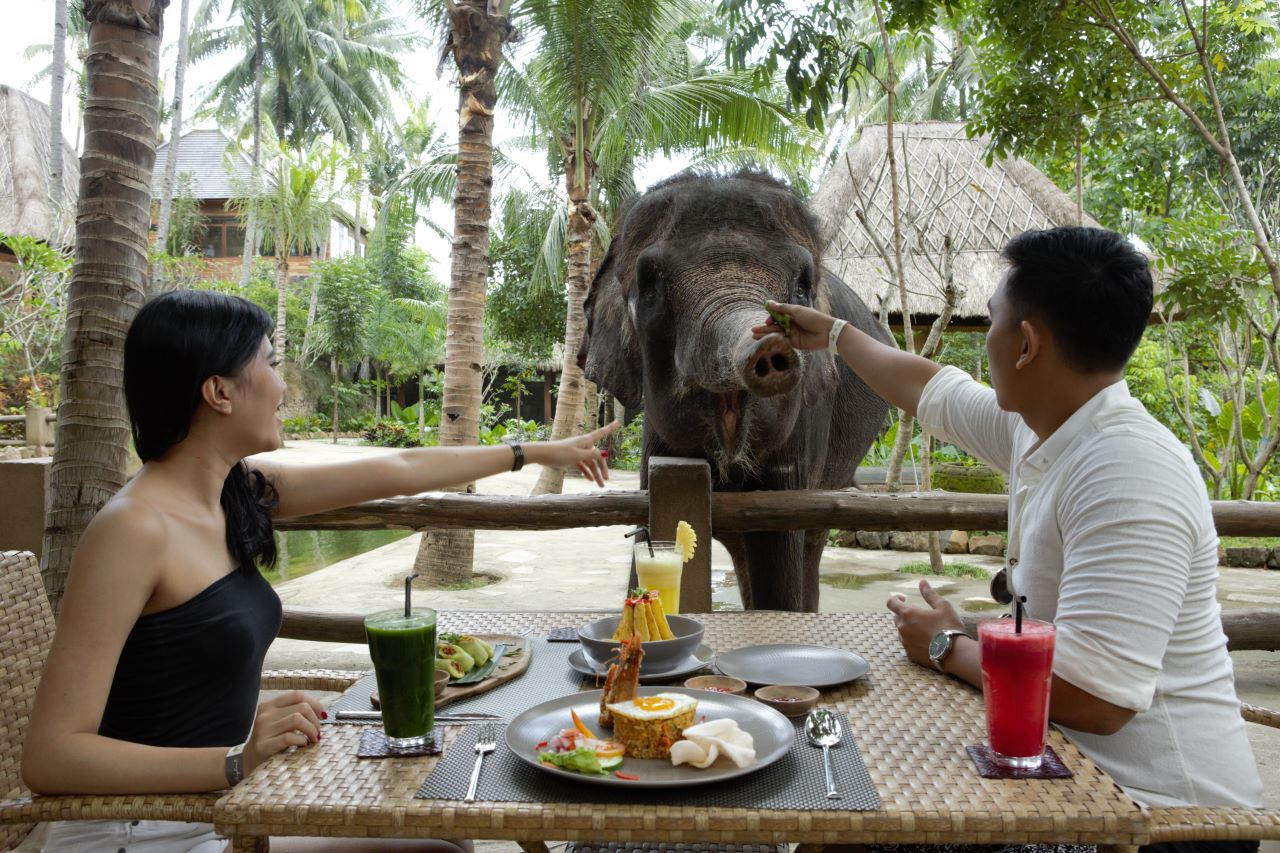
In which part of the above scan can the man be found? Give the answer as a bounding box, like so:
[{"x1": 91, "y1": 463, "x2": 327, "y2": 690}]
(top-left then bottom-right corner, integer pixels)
[{"x1": 756, "y1": 227, "x2": 1261, "y2": 839}]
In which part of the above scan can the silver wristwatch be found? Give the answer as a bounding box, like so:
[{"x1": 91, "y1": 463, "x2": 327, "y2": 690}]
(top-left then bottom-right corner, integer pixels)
[
  {"x1": 928, "y1": 629, "x2": 967, "y2": 673},
  {"x1": 224, "y1": 742, "x2": 246, "y2": 787}
]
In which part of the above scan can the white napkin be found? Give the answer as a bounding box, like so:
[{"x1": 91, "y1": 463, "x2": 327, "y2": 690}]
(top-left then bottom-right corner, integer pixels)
[{"x1": 669, "y1": 718, "x2": 756, "y2": 769}]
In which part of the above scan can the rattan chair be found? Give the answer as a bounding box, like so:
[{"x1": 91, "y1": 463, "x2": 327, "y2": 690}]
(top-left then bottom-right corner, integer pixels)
[{"x1": 0, "y1": 549, "x2": 366, "y2": 851}]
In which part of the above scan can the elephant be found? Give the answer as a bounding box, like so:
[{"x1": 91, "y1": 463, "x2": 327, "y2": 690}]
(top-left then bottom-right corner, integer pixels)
[{"x1": 577, "y1": 170, "x2": 892, "y2": 611}]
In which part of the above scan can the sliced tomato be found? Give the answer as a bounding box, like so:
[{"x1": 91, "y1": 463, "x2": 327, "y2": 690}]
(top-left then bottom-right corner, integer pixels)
[
  {"x1": 593, "y1": 740, "x2": 626, "y2": 758},
  {"x1": 535, "y1": 741, "x2": 548, "y2": 750},
  {"x1": 614, "y1": 771, "x2": 640, "y2": 781},
  {"x1": 570, "y1": 708, "x2": 597, "y2": 739}
]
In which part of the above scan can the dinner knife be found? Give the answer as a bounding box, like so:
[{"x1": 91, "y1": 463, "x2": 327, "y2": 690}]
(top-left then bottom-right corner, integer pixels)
[{"x1": 334, "y1": 710, "x2": 501, "y2": 722}]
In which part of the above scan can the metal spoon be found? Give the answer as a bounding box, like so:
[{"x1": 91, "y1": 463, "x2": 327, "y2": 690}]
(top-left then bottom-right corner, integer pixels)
[{"x1": 805, "y1": 708, "x2": 843, "y2": 800}]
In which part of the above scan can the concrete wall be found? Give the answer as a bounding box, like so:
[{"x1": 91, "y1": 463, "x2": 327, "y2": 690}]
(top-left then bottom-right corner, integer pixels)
[{"x1": 0, "y1": 457, "x2": 48, "y2": 556}]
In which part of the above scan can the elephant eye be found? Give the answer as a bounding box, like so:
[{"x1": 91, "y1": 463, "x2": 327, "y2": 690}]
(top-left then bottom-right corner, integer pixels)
[{"x1": 793, "y1": 263, "x2": 814, "y2": 305}]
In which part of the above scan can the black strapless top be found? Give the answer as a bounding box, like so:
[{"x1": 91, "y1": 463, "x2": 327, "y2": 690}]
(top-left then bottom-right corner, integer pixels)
[{"x1": 98, "y1": 568, "x2": 282, "y2": 748}]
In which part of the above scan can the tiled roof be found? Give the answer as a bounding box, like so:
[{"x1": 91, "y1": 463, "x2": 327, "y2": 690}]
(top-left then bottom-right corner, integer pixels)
[
  {"x1": 0, "y1": 85, "x2": 78, "y2": 247},
  {"x1": 152, "y1": 128, "x2": 256, "y2": 200}
]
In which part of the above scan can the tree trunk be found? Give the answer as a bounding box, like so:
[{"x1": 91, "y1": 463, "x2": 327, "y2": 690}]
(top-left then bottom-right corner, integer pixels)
[
  {"x1": 532, "y1": 158, "x2": 596, "y2": 496},
  {"x1": 151, "y1": 0, "x2": 189, "y2": 294},
  {"x1": 300, "y1": 239, "x2": 324, "y2": 362},
  {"x1": 41, "y1": 0, "x2": 166, "y2": 613},
  {"x1": 238, "y1": 14, "x2": 263, "y2": 289},
  {"x1": 418, "y1": 371, "x2": 426, "y2": 439},
  {"x1": 274, "y1": 245, "x2": 289, "y2": 358},
  {"x1": 48, "y1": 0, "x2": 68, "y2": 209},
  {"x1": 923, "y1": 432, "x2": 943, "y2": 574},
  {"x1": 413, "y1": 0, "x2": 512, "y2": 588},
  {"x1": 331, "y1": 358, "x2": 339, "y2": 443},
  {"x1": 351, "y1": 132, "x2": 363, "y2": 256}
]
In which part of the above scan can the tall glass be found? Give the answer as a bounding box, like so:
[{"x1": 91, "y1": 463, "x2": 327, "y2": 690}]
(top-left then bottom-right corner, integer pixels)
[
  {"x1": 978, "y1": 618, "x2": 1055, "y2": 769},
  {"x1": 364, "y1": 608, "x2": 437, "y2": 750},
  {"x1": 634, "y1": 541, "x2": 683, "y2": 615}
]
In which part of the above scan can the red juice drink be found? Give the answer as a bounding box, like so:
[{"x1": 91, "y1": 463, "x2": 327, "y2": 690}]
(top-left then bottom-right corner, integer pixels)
[{"x1": 978, "y1": 618, "x2": 1055, "y2": 769}]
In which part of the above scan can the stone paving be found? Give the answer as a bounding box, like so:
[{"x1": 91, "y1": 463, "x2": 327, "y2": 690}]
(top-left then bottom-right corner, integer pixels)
[{"x1": 259, "y1": 441, "x2": 1279, "y2": 848}]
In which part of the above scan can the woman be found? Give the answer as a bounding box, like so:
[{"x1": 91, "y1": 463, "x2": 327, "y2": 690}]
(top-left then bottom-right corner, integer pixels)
[{"x1": 21, "y1": 290, "x2": 617, "y2": 852}]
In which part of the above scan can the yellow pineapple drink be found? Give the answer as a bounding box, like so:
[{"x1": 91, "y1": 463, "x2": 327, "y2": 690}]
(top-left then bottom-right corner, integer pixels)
[{"x1": 634, "y1": 542, "x2": 683, "y2": 615}]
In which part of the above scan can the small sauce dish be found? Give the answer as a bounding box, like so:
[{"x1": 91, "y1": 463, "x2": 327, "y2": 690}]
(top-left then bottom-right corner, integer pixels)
[
  {"x1": 753, "y1": 684, "x2": 820, "y2": 717},
  {"x1": 435, "y1": 669, "x2": 451, "y2": 694},
  {"x1": 683, "y1": 674, "x2": 748, "y2": 695}
]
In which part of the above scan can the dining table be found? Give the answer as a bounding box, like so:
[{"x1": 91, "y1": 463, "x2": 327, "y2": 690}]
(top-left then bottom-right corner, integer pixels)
[{"x1": 215, "y1": 609, "x2": 1150, "y2": 853}]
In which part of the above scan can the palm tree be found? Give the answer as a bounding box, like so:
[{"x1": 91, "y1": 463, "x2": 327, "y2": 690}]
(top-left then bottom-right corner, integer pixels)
[
  {"x1": 152, "y1": 0, "x2": 193, "y2": 294},
  {"x1": 407, "y1": 0, "x2": 517, "y2": 587},
  {"x1": 508, "y1": 0, "x2": 813, "y2": 496},
  {"x1": 230, "y1": 142, "x2": 341, "y2": 360},
  {"x1": 41, "y1": 1, "x2": 166, "y2": 612},
  {"x1": 48, "y1": 0, "x2": 67, "y2": 208}
]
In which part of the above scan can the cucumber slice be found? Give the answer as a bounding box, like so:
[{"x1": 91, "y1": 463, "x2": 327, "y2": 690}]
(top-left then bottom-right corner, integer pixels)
[{"x1": 598, "y1": 755, "x2": 624, "y2": 771}]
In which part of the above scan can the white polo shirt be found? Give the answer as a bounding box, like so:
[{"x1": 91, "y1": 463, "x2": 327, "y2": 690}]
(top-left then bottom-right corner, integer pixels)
[{"x1": 918, "y1": 366, "x2": 1263, "y2": 808}]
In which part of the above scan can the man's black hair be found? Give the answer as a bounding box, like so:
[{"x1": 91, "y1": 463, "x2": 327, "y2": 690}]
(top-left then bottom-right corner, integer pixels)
[{"x1": 1000, "y1": 227, "x2": 1153, "y2": 373}]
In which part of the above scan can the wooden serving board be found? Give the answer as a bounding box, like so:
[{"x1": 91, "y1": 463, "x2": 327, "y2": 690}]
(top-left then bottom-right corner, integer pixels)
[{"x1": 370, "y1": 633, "x2": 532, "y2": 711}]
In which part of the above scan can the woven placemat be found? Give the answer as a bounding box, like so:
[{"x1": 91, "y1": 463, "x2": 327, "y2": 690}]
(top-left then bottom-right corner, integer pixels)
[
  {"x1": 357, "y1": 727, "x2": 445, "y2": 758},
  {"x1": 416, "y1": 713, "x2": 879, "y2": 810},
  {"x1": 328, "y1": 639, "x2": 580, "y2": 724}
]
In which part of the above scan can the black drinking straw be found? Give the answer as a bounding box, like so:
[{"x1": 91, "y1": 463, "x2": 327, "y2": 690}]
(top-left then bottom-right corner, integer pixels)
[
  {"x1": 1015, "y1": 595, "x2": 1027, "y2": 634},
  {"x1": 404, "y1": 573, "x2": 419, "y2": 618},
  {"x1": 625, "y1": 525, "x2": 655, "y2": 557}
]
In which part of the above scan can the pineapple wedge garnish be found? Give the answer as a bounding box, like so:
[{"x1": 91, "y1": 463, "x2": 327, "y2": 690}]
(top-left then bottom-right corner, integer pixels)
[{"x1": 675, "y1": 520, "x2": 697, "y2": 563}]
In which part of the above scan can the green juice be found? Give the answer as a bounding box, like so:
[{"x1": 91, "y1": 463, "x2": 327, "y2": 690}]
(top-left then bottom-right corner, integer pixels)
[{"x1": 364, "y1": 608, "x2": 437, "y2": 746}]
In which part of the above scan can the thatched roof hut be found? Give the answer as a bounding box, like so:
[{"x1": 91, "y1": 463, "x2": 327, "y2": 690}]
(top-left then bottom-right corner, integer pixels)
[
  {"x1": 810, "y1": 121, "x2": 1100, "y2": 330},
  {"x1": 0, "y1": 85, "x2": 78, "y2": 249}
]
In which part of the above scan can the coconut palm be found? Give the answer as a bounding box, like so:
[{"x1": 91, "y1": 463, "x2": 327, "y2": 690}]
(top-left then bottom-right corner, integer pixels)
[
  {"x1": 41, "y1": 1, "x2": 165, "y2": 612},
  {"x1": 506, "y1": 0, "x2": 814, "y2": 496},
  {"x1": 152, "y1": 0, "x2": 193, "y2": 295},
  {"x1": 230, "y1": 142, "x2": 342, "y2": 360},
  {"x1": 48, "y1": 0, "x2": 68, "y2": 208}
]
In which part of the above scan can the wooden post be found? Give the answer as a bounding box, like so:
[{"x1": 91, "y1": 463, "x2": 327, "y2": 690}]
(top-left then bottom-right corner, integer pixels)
[
  {"x1": 647, "y1": 456, "x2": 712, "y2": 613},
  {"x1": 24, "y1": 407, "x2": 53, "y2": 448}
]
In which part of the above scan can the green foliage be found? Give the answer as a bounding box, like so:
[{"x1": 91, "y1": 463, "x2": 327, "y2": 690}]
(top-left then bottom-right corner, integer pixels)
[
  {"x1": 488, "y1": 190, "x2": 568, "y2": 361},
  {"x1": 610, "y1": 413, "x2": 646, "y2": 471},
  {"x1": 0, "y1": 232, "x2": 71, "y2": 400},
  {"x1": 282, "y1": 413, "x2": 328, "y2": 434},
  {"x1": 363, "y1": 421, "x2": 421, "y2": 448},
  {"x1": 898, "y1": 560, "x2": 989, "y2": 579},
  {"x1": 368, "y1": 194, "x2": 432, "y2": 301},
  {"x1": 161, "y1": 172, "x2": 206, "y2": 256},
  {"x1": 314, "y1": 256, "x2": 376, "y2": 363}
]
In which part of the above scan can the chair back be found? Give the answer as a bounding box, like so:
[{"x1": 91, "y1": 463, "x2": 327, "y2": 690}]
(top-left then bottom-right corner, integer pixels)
[{"x1": 0, "y1": 550, "x2": 53, "y2": 848}]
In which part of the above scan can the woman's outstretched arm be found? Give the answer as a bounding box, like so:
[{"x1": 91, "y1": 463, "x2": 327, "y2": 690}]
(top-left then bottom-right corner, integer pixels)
[{"x1": 252, "y1": 421, "x2": 620, "y2": 520}]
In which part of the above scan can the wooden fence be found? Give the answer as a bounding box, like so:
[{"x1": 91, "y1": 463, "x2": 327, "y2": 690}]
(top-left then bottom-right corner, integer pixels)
[
  {"x1": 0, "y1": 408, "x2": 55, "y2": 447},
  {"x1": 275, "y1": 456, "x2": 1280, "y2": 650}
]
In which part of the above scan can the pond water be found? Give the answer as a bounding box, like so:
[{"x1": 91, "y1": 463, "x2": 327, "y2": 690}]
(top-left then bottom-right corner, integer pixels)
[{"x1": 259, "y1": 529, "x2": 413, "y2": 585}]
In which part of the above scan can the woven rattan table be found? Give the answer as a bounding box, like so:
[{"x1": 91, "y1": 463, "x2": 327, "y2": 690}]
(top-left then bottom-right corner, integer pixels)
[{"x1": 215, "y1": 610, "x2": 1149, "y2": 852}]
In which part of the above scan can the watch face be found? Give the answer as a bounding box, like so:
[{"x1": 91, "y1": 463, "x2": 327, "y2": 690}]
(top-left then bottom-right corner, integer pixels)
[{"x1": 928, "y1": 631, "x2": 951, "y2": 661}]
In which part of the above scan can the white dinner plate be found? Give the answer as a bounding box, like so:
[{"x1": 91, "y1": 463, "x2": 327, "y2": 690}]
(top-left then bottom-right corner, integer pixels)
[
  {"x1": 715, "y1": 643, "x2": 870, "y2": 687},
  {"x1": 568, "y1": 644, "x2": 715, "y2": 683},
  {"x1": 504, "y1": 686, "x2": 793, "y2": 788}
]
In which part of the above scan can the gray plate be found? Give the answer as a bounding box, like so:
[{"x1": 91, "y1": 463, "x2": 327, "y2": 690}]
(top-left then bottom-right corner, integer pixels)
[
  {"x1": 505, "y1": 686, "x2": 793, "y2": 788},
  {"x1": 715, "y1": 644, "x2": 870, "y2": 687},
  {"x1": 568, "y1": 644, "x2": 715, "y2": 683}
]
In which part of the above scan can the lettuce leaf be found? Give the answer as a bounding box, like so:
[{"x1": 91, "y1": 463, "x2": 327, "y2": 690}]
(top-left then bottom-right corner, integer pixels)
[{"x1": 538, "y1": 746, "x2": 606, "y2": 775}]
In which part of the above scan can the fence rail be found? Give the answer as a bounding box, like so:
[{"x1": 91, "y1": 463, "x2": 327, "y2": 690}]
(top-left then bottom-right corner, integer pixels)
[
  {"x1": 0, "y1": 409, "x2": 55, "y2": 447},
  {"x1": 275, "y1": 488, "x2": 1280, "y2": 537}
]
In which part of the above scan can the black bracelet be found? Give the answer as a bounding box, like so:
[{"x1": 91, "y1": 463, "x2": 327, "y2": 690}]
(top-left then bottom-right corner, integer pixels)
[{"x1": 510, "y1": 442, "x2": 524, "y2": 472}]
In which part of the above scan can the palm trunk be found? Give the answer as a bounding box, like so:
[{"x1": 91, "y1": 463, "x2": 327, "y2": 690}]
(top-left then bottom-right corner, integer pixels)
[
  {"x1": 351, "y1": 133, "x2": 363, "y2": 257},
  {"x1": 418, "y1": 371, "x2": 426, "y2": 440},
  {"x1": 300, "y1": 238, "x2": 325, "y2": 361},
  {"x1": 331, "y1": 358, "x2": 339, "y2": 443},
  {"x1": 274, "y1": 244, "x2": 289, "y2": 358},
  {"x1": 413, "y1": 0, "x2": 512, "y2": 587},
  {"x1": 151, "y1": 0, "x2": 190, "y2": 294},
  {"x1": 532, "y1": 158, "x2": 595, "y2": 496},
  {"x1": 41, "y1": 0, "x2": 165, "y2": 613},
  {"x1": 238, "y1": 14, "x2": 264, "y2": 289},
  {"x1": 48, "y1": 0, "x2": 68, "y2": 209}
]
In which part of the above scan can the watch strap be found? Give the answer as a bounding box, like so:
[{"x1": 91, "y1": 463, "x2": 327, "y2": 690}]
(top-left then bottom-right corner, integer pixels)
[
  {"x1": 224, "y1": 742, "x2": 246, "y2": 787},
  {"x1": 827, "y1": 318, "x2": 849, "y2": 355},
  {"x1": 510, "y1": 442, "x2": 524, "y2": 472}
]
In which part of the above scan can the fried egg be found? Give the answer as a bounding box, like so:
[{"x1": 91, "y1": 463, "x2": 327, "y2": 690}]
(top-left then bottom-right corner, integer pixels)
[{"x1": 606, "y1": 692, "x2": 698, "y2": 721}]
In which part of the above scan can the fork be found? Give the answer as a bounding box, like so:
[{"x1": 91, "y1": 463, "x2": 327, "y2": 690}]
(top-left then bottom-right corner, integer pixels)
[{"x1": 464, "y1": 723, "x2": 496, "y2": 803}]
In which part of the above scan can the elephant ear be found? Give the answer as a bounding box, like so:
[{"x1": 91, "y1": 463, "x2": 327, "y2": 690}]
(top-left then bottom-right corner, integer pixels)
[{"x1": 578, "y1": 237, "x2": 643, "y2": 408}]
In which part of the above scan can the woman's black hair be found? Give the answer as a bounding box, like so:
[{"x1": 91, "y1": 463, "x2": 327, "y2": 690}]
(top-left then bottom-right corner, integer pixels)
[{"x1": 124, "y1": 290, "x2": 278, "y2": 571}]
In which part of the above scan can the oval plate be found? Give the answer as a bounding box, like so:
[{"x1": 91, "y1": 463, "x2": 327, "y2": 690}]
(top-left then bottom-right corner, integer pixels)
[
  {"x1": 715, "y1": 644, "x2": 869, "y2": 687},
  {"x1": 505, "y1": 686, "x2": 793, "y2": 788}
]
